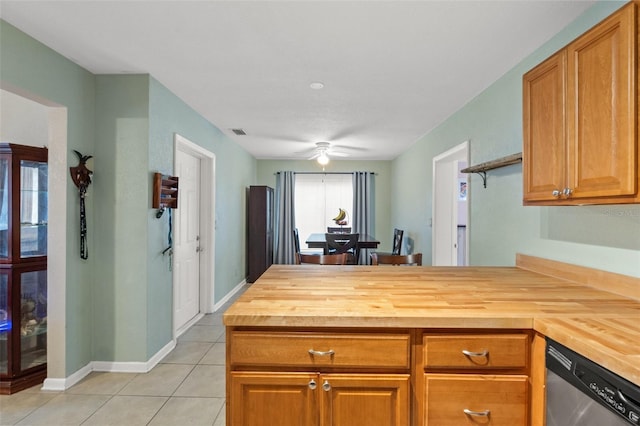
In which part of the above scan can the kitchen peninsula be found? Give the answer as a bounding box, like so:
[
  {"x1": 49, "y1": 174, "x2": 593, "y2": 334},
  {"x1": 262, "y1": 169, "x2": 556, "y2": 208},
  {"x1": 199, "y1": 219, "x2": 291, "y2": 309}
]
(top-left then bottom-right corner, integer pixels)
[{"x1": 224, "y1": 254, "x2": 640, "y2": 426}]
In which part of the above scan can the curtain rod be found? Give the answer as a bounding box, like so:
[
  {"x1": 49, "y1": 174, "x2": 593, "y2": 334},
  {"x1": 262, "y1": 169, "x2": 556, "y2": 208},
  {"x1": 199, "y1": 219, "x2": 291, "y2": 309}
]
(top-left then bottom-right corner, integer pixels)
[{"x1": 275, "y1": 171, "x2": 376, "y2": 175}]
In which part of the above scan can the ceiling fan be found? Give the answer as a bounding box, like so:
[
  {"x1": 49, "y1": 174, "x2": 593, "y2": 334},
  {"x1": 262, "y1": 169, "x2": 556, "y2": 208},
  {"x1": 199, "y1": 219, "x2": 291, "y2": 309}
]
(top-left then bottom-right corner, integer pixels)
[{"x1": 306, "y1": 142, "x2": 349, "y2": 165}]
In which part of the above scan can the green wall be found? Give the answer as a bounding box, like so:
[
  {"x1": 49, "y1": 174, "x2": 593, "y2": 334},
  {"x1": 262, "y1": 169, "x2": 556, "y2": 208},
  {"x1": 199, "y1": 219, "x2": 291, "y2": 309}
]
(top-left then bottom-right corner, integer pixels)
[
  {"x1": 148, "y1": 77, "x2": 256, "y2": 353},
  {"x1": 94, "y1": 75, "x2": 150, "y2": 362},
  {"x1": 256, "y1": 160, "x2": 394, "y2": 252},
  {"x1": 1, "y1": 20, "x2": 257, "y2": 376},
  {"x1": 393, "y1": 0, "x2": 640, "y2": 278},
  {"x1": 92, "y1": 74, "x2": 257, "y2": 362},
  {"x1": 1, "y1": 20, "x2": 96, "y2": 376}
]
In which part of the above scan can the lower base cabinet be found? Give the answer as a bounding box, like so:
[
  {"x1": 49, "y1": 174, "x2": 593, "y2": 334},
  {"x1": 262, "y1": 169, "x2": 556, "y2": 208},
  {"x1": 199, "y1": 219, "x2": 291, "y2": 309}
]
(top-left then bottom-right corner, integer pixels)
[
  {"x1": 424, "y1": 374, "x2": 528, "y2": 426},
  {"x1": 227, "y1": 329, "x2": 534, "y2": 425},
  {"x1": 230, "y1": 372, "x2": 409, "y2": 426}
]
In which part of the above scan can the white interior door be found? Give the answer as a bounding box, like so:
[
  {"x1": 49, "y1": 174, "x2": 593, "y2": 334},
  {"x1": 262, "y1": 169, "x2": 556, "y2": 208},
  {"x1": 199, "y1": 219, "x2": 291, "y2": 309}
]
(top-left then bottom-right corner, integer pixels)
[
  {"x1": 174, "y1": 148, "x2": 201, "y2": 333},
  {"x1": 433, "y1": 160, "x2": 457, "y2": 265},
  {"x1": 432, "y1": 141, "x2": 469, "y2": 266}
]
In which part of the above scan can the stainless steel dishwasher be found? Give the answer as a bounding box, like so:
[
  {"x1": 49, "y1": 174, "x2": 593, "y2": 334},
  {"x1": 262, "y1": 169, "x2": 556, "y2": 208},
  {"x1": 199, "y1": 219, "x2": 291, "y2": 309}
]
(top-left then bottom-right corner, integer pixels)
[{"x1": 546, "y1": 338, "x2": 640, "y2": 425}]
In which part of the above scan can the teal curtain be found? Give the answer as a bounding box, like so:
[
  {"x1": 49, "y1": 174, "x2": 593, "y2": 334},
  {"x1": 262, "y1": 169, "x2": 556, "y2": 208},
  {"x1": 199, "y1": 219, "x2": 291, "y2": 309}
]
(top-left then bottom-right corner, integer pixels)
[
  {"x1": 274, "y1": 171, "x2": 296, "y2": 264},
  {"x1": 352, "y1": 172, "x2": 374, "y2": 264}
]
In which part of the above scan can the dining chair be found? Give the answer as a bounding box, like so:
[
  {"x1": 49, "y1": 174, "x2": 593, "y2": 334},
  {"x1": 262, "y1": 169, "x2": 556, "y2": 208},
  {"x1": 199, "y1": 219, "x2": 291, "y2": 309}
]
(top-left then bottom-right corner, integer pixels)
[
  {"x1": 371, "y1": 253, "x2": 422, "y2": 266},
  {"x1": 327, "y1": 226, "x2": 352, "y2": 234},
  {"x1": 391, "y1": 228, "x2": 404, "y2": 255},
  {"x1": 372, "y1": 228, "x2": 404, "y2": 258},
  {"x1": 293, "y1": 228, "x2": 323, "y2": 256},
  {"x1": 297, "y1": 253, "x2": 348, "y2": 265},
  {"x1": 324, "y1": 233, "x2": 360, "y2": 264}
]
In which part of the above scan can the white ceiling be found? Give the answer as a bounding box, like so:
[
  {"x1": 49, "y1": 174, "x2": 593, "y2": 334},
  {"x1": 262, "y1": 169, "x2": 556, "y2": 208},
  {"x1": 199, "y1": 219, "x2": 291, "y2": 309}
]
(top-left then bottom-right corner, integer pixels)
[{"x1": 0, "y1": 0, "x2": 595, "y2": 161}]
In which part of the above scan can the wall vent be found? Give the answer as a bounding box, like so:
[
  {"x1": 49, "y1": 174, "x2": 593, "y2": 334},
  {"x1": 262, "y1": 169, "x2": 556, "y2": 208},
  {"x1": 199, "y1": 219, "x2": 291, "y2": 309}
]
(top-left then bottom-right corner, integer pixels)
[{"x1": 231, "y1": 128, "x2": 246, "y2": 135}]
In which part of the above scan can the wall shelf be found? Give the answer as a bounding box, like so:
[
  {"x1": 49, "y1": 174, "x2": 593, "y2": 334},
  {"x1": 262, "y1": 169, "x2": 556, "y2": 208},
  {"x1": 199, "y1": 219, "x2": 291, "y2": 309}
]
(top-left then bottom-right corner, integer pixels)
[
  {"x1": 461, "y1": 152, "x2": 522, "y2": 188},
  {"x1": 152, "y1": 173, "x2": 179, "y2": 209}
]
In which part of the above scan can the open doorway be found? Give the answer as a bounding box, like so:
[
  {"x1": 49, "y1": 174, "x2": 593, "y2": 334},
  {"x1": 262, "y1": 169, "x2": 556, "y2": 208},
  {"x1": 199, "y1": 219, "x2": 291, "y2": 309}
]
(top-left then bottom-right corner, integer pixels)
[
  {"x1": 1, "y1": 87, "x2": 68, "y2": 386},
  {"x1": 172, "y1": 134, "x2": 216, "y2": 338},
  {"x1": 432, "y1": 141, "x2": 469, "y2": 266}
]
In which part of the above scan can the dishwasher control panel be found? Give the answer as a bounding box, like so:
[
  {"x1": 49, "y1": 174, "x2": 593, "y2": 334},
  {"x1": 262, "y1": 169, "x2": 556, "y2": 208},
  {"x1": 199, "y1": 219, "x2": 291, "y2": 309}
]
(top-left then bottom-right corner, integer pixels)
[{"x1": 547, "y1": 339, "x2": 640, "y2": 425}]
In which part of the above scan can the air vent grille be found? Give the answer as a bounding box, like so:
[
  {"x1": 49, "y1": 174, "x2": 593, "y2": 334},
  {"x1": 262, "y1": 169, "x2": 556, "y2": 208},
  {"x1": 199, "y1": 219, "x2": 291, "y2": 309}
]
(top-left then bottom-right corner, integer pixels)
[{"x1": 231, "y1": 128, "x2": 246, "y2": 135}]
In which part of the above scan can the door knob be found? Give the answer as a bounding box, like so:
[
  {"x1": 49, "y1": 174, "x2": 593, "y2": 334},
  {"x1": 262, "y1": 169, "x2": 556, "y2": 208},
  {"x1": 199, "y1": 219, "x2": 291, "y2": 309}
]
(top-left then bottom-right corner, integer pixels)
[{"x1": 322, "y1": 380, "x2": 331, "y2": 391}]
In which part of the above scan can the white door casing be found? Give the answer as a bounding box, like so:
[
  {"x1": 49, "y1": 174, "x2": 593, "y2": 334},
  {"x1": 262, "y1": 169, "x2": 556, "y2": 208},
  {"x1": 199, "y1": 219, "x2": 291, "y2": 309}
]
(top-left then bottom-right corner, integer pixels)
[
  {"x1": 173, "y1": 134, "x2": 216, "y2": 338},
  {"x1": 432, "y1": 141, "x2": 469, "y2": 266}
]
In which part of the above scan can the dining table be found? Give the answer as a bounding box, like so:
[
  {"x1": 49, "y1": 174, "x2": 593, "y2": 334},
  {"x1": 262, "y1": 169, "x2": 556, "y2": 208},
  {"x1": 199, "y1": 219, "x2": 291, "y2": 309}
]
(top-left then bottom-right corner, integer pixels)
[{"x1": 305, "y1": 232, "x2": 380, "y2": 250}]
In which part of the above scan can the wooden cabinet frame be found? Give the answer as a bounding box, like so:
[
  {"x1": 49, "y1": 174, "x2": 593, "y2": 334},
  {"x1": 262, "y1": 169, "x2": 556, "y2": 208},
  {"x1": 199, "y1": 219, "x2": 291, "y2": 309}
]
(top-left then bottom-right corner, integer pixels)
[
  {"x1": 247, "y1": 186, "x2": 274, "y2": 283},
  {"x1": 0, "y1": 143, "x2": 48, "y2": 394}
]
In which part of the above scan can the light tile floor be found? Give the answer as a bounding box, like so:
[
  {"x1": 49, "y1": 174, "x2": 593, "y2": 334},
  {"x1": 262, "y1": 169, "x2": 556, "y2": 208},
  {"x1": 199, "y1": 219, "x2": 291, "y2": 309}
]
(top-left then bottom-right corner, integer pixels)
[{"x1": 0, "y1": 289, "x2": 246, "y2": 426}]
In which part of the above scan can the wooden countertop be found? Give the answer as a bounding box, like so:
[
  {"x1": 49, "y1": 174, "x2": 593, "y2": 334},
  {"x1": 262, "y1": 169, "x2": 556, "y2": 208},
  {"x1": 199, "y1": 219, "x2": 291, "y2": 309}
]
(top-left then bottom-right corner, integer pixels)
[{"x1": 223, "y1": 262, "x2": 640, "y2": 385}]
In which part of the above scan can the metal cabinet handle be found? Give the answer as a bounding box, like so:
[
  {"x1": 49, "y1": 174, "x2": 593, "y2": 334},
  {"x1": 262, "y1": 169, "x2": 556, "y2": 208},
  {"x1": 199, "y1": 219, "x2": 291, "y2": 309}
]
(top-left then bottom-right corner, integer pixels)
[
  {"x1": 563, "y1": 187, "x2": 573, "y2": 197},
  {"x1": 552, "y1": 189, "x2": 561, "y2": 197},
  {"x1": 322, "y1": 380, "x2": 331, "y2": 392},
  {"x1": 463, "y1": 409, "x2": 491, "y2": 417},
  {"x1": 308, "y1": 379, "x2": 317, "y2": 390},
  {"x1": 461, "y1": 349, "x2": 489, "y2": 357},
  {"x1": 308, "y1": 349, "x2": 335, "y2": 356}
]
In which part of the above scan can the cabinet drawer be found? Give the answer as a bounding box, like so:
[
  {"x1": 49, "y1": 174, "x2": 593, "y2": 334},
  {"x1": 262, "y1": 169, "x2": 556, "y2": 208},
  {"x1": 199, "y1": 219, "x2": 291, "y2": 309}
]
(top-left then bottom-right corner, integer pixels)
[
  {"x1": 230, "y1": 331, "x2": 410, "y2": 369},
  {"x1": 424, "y1": 374, "x2": 528, "y2": 426},
  {"x1": 423, "y1": 334, "x2": 528, "y2": 369}
]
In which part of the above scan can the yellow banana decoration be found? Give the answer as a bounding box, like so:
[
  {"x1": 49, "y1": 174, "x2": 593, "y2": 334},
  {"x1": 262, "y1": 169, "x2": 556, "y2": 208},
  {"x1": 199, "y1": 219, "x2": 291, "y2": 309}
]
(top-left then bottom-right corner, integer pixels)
[{"x1": 333, "y1": 208, "x2": 348, "y2": 225}]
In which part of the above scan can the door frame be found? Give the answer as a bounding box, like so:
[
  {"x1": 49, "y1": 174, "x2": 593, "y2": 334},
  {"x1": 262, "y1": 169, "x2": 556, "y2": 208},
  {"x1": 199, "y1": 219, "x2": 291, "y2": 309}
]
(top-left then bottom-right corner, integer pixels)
[
  {"x1": 432, "y1": 141, "x2": 469, "y2": 266},
  {"x1": 173, "y1": 133, "x2": 215, "y2": 337}
]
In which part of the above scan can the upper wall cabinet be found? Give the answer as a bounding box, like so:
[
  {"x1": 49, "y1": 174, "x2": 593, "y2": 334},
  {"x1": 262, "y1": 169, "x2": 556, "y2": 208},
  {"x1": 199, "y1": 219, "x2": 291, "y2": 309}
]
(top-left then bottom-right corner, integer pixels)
[{"x1": 523, "y1": 1, "x2": 638, "y2": 205}]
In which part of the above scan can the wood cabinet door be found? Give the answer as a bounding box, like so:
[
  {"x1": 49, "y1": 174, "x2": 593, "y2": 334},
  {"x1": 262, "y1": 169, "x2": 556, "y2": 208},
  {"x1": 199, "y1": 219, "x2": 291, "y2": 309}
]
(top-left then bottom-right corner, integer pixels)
[
  {"x1": 424, "y1": 374, "x2": 528, "y2": 426},
  {"x1": 320, "y1": 374, "x2": 410, "y2": 426},
  {"x1": 523, "y1": 50, "x2": 567, "y2": 202},
  {"x1": 230, "y1": 372, "x2": 318, "y2": 426},
  {"x1": 566, "y1": 3, "x2": 637, "y2": 199}
]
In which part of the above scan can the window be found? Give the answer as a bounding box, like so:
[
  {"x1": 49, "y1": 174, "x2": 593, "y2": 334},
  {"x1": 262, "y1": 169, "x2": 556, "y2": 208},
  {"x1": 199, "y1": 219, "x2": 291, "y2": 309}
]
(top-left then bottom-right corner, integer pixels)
[{"x1": 294, "y1": 174, "x2": 352, "y2": 243}]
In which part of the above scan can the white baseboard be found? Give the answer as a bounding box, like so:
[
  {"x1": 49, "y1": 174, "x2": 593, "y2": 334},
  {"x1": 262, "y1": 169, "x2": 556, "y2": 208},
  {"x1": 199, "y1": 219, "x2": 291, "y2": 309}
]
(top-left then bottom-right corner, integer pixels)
[
  {"x1": 41, "y1": 339, "x2": 176, "y2": 391},
  {"x1": 213, "y1": 279, "x2": 248, "y2": 312},
  {"x1": 40, "y1": 279, "x2": 247, "y2": 392},
  {"x1": 93, "y1": 339, "x2": 176, "y2": 373},
  {"x1": 42, "y1": 362, "x2": 92, "y2": 391},
  {"x1": 176, "y1": 313, "x2": 204, "y2": 339}
]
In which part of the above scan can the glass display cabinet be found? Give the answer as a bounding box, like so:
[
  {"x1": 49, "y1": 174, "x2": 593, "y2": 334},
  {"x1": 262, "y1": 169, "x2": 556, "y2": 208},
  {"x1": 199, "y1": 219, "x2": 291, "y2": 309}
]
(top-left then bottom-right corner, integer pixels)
[{"x1": 0, "y1": 143, "x2": 48, "y2": 394}]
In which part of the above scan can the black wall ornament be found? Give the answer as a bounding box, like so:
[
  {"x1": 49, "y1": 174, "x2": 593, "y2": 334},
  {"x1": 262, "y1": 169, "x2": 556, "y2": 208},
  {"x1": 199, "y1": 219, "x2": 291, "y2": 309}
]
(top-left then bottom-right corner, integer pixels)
[{"x1": 70, "y1": 150, "x2": 93, "y2": 259}]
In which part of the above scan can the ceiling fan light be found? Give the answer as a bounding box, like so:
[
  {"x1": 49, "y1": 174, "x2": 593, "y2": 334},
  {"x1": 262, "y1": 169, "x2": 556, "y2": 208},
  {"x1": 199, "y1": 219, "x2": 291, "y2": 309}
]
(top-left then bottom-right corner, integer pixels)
[{"x1": 317, "y1": 152, "x2": 330, "y2": 165}]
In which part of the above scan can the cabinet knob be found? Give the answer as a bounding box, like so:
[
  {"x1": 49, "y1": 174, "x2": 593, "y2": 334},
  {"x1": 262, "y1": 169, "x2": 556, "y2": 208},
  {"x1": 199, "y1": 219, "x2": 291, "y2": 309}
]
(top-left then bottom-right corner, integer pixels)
[
  {"x1": 322, "y1": 380, "x2": 331, "y2": 392},
  {"x1": 308, "y1": 379, "x2": 317, "y2": 390},
  {"x1": 563, "y1": 187, "x2": 573, "y2": 197},
  {"x1": 552, "y1": 189, "x2": 561, "y2": 197},
  {"x1": 463, "y1": 409, "x2": 491, "y2": 417}
]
